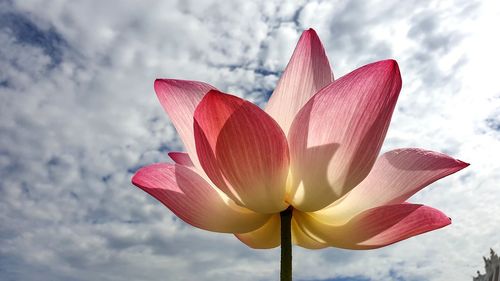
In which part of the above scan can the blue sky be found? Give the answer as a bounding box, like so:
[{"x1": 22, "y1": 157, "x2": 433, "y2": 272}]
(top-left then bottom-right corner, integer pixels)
[{"x1": 0, "y1": 0, "x2": 499, "y2": 280}]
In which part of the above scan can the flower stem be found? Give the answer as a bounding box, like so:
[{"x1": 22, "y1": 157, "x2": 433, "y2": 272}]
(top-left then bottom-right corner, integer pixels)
[{"x1": 280, "y1": 206, "x2": 293, "y2": 281}]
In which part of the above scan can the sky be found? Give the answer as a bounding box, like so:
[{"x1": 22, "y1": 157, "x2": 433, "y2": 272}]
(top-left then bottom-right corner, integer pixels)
[{"x1": 0, "y1": 0, "x2": 499, "y2": 280}]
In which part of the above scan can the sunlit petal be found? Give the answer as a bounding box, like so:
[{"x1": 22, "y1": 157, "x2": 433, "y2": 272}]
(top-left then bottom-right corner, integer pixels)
[
  {"x1": 132, "y1": 163, "x2": 270, "y2": 233},
  {"x1": 295, "y1": 204, "x2": 451, "y2": 250},
  {"x1": 315, "y1": 148, "x2": 469, "y2": 222},
  {"x1": 265, "y1": 28, "x2": 334, "y2": 135},
  {"x1": 235, "y1": 215, "x2": 281, "y2": 249},
  {"x1": 291, "y1": 215, "x2": 328, "y2": 249},
  {"x1": 194, "y1": 90, "x2": 289, "y2": 213},
  {"x1": 289, "y1": 60, "x2": 402, "y2": 211},
  {"x1": 154, "y1": 79, "x2": 216, "y2": 171}
]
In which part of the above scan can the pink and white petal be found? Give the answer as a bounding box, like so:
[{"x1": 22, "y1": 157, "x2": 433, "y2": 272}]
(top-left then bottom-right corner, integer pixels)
[
  {"x1": 132, "y1": 163, "x2": 270, "y2": 233},
  {"x1": 295, "y1": 204, "x2": 451, "y2": 250},
  {"x1": 154, "y1": 79, "x2": 216, "y2": 170},
  {"x1": 265, "y1": 28, "x2": 334, "y2": 135},
  {"x1": 168, "y1": 152, "x2": 194, "y2": 167},
  {"x1": 194, "y1": 90, "x2": 289, "y2": 213},
  {"x1": 315, "y1": 148, "x2": 469, "y2": 223},
  {"x1": 291, "y1": 214, "x2": 328, "y2": 249},
  {"x1": 289, "y1": 60, "x2": 402, "y2": 212},
  {"x1": 235, "y1": 215, "x2": 281, "y2": 249}
]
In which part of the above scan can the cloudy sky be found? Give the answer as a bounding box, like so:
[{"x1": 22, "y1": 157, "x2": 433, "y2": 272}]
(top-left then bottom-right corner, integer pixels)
[{"x1": 1, "y1": 0, "x2": 499, "y2": 280}]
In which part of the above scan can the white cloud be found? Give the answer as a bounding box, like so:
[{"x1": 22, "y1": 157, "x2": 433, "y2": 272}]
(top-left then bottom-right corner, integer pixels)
[{"x1": 0, "y1": 0, "x2": 498, "y2": 280}]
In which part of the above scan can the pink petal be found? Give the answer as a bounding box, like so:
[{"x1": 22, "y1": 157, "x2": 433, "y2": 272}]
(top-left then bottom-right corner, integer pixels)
[
  {"x1": 132, "y1": 163, "x2": 270, "y2": 233},
  {"x1": 265, "y1": 28, "x2": 334, "y2": 135},
  {"x1": 288, "y1": 60, "x2": 402, "y2": 211},
  {"x1": 295, "y1": 204, "x2": 451, "y2": 250},
  {"x1": 168, "y1": 152, "x2": 194, "y2": 167},
  {"x1": 315, "y1": 148, "x2": 469, "y2": 222},
  {"x1": 235, "y1": 215, "x2": 281, "y2": 249},
  {"x1": 154, "y1": 79, "x2": 216, "y2": 171},
  {"x1": 194, "y1": 90, "x2": 289, "y2": 213}
]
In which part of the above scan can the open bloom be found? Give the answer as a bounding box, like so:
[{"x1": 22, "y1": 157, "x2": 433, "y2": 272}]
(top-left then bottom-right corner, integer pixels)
[{"x1": 132, "y1": 29, "x2": 468, "y2": 249}]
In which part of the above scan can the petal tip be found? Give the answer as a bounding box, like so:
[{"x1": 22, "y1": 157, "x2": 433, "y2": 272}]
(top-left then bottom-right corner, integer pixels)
[
  {"x1": 385, "y1": 58, "x2": 398, "y2": 66},
  {"x1": 131, "y1": 163, "x2": 168, "y2": 188},
  {"x1": 361, "y1": 59, "x2": 401, "y2": 86},
  {"x1": 168, "y1": 152, "x2": 194, "y2": 167},
  {"x1": 377, "y1": 59, "x2": 400, "y2": 73},
  {"x1": 131, "y1": 168, "x2": 144, "y2": 187},
  {"x1": 456, "y1": 159, "x2": 470, "y2": 168},
  {"x1": 448, "y1": 157, "x2": 470, "y2": 173},
  {"x1": 443, "y1": 217, "x2": 452, "y2": 228},
  {"x1": 385, "y1": 59, "x2": 402, "y2": 88},
  {"x1": 432, "y1": 208, "x2": 452, "y2": 227},
  {"x1": 153, "y1": 78, "x2": 167, "y2": 88},
  {"x1": 382, "y1": 60, "x2": 401, "y2": 82},
  {"x1": 130, "y1": 165, "x2": 149, "y2": 186},
  {"x1": 153, "y1": 79, "x2": 162, "y2": 91},
  {"x1": 299, "y1": 28, "x2": 321, "y2": 44},
  {"x1": 374, "y1": 59, "x2": 398, "y2": 69},
  {"x1": 305, "y1": 28, "x2": 318, "y2": 35},
  {"x1": 153, "y1": 78, "x2": 174, "y2": 94},
  {"x1": 195, "y1": 89, "x2": 232, "y2": 115},
  {"x1": 205, "y1": 89, "x2": 225, "y2": 98},
  {"x1": 154, "y1": 78, "x2": 199, "y2": 93},
  {"x1": 131, "y1": 174, "x2": 138, "y2": 186}
]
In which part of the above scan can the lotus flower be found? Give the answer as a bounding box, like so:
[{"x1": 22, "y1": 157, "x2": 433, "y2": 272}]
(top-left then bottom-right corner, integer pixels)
[{"x1": 132, "y1": 29, "x2": 468, "y2": 250}]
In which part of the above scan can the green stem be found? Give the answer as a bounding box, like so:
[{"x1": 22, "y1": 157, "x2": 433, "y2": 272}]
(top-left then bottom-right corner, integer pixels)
[{"x1": 280, "y1": 206, "x2": 293, "y2": 281}]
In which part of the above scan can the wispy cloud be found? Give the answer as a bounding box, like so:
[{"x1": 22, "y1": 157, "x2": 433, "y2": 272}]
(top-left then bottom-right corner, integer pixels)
[{"x1": 0, "y1": 0, "x2": 498, "y2": 280}]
